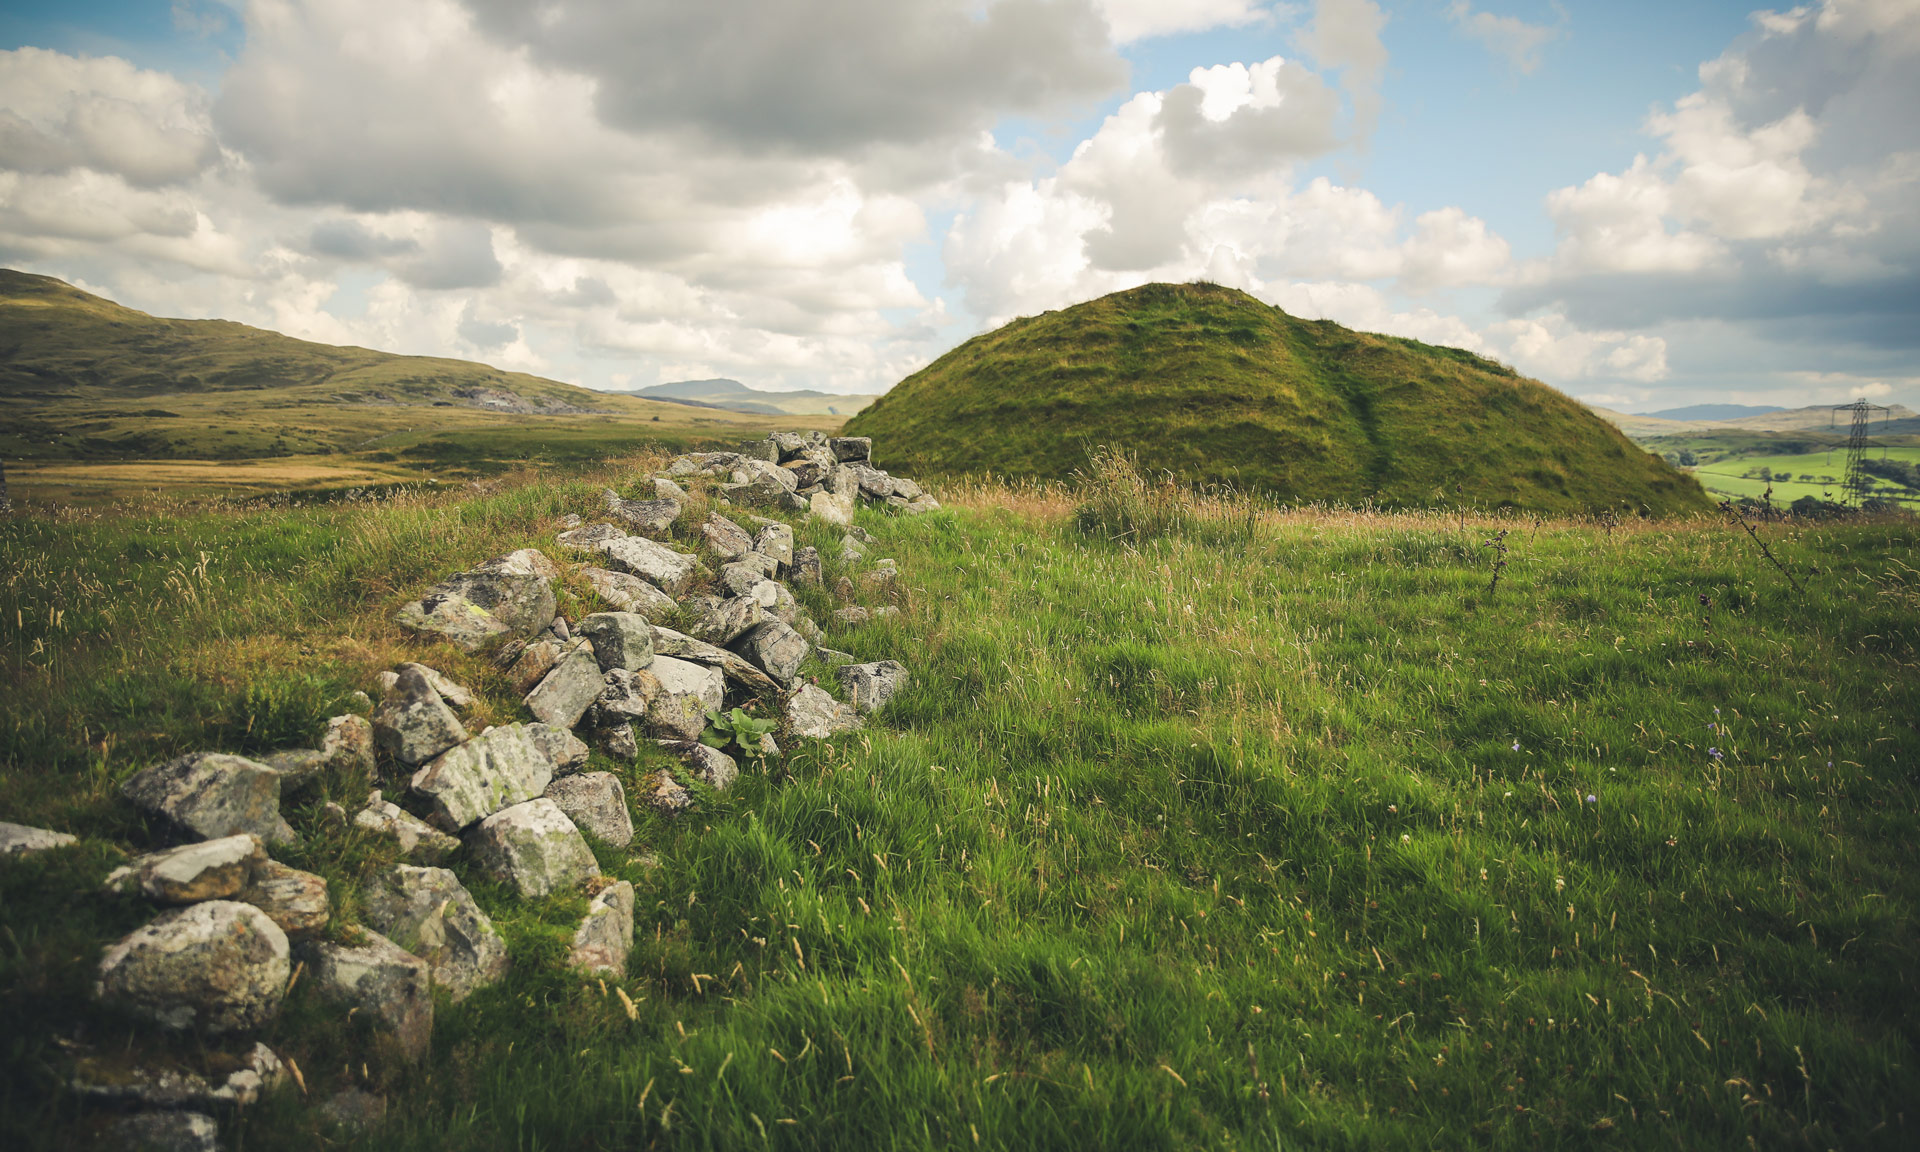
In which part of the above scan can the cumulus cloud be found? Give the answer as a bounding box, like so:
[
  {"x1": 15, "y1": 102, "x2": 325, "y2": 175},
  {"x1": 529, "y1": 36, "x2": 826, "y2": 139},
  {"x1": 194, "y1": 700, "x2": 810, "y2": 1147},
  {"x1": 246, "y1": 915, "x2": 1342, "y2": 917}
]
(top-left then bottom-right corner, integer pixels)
[
  {"x1": 1446, "y1": 1, "x2": 1564, "y2": 75},
  {"x1": 1292, "y1": 0, "x2": 1388, "y2": 143},
  {"x1": 0, "y1": 49, "x2": 221, "y2": 186},
  {"x1": 1511, "y1": 0, "x2": 1920, "y2": 353}
]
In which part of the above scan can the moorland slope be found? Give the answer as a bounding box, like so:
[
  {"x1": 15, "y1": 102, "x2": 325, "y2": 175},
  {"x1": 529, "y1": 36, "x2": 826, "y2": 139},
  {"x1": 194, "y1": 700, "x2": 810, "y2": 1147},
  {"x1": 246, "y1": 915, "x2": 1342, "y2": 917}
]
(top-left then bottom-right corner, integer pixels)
[{"x1": 847, "y1": 282, "x2": 1711, "y2": 515}]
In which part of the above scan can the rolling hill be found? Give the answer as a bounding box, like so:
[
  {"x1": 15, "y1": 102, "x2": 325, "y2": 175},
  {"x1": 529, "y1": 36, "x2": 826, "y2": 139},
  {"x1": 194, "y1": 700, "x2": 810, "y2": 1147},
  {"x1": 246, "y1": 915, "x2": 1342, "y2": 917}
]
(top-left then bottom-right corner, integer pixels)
[
  {"x1": 612, "y1": 377, "x2": 881, "y2": 417},
  {"x1": 845, "y1": 282, "x2": 1712, "y2": 515}
]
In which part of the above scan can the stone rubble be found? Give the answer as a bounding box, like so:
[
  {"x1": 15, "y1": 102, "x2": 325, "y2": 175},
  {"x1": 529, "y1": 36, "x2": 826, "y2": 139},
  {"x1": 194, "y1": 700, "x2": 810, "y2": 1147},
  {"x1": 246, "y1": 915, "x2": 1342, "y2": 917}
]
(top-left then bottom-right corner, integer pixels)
[
  {"x1": 361, "y1": 865, "x2": 511, "y2": 1001},
  {"x1": 298, "y1": 930, "x2": 434, "y2": 1062},
  {"x1": 95, "y1": 901, "x2": 290, "y2": 1033}
]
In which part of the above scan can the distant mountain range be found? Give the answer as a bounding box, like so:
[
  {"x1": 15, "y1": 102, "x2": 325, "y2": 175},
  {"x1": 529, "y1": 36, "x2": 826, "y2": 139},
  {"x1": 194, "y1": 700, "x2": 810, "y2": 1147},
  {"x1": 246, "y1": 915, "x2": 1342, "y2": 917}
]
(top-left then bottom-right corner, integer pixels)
[
  {"x1": 605, "y1": 378, "x2": 880, "y2": 417},
  {"x1": 1591, "y1": 403, "x2": 1920, "y2": 438},
  {"x1": 1636, "y1": 403, "x2": 1784, "y2": 421}
]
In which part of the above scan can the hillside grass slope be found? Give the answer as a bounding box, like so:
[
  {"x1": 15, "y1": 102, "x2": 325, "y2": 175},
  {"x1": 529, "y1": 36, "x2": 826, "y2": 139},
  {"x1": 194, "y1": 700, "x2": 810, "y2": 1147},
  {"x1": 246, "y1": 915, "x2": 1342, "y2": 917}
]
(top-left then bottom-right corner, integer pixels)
[
  {"x1": 2, "y1": 462, "x2": 1913, "y2": 1150},
  {"x1": 847, "y1": 282, "x2": 1710, "y2": 516}
]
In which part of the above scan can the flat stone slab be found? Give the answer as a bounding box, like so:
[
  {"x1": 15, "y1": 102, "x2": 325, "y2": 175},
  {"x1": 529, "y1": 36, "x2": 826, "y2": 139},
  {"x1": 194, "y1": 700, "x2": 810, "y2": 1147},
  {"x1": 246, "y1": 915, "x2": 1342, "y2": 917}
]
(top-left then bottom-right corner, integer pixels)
[
  {"x1": 104, "y1": 833, "x2": 266, "y2": 904},
  {"x1": 354, "y1": 793, "x2": 461, "y2": 861},
  {"x1": 700, "y1": 513, "x2": 755, "y2": 561},
  {"x1": 241, "y1": 860, "x2": 329, "y2": 938},
  {"x1": 603, "y1": 489, "x2": 683, "y2": 536},
  {"x1": 593, "y1": 536, "x2": 701, "y2": 597},
  {"x1": 649, "y1": 654, "x2": 725, "y2": 712},
  {"x1": 649, "y1": 626, "x2": 780, "y2": 695},
  {"x1": 394, "y1": 554, "x2": 556, "y2": 653},
  {"x1": 0, "y1": 820, "x2": 77, "y2": 856},
  {"x1": 526, "y1": 722, "x2": 590, "y2": 775},
  {"x1": 581, "y1": 567, "x2": 677, "y2": 616},
  {"x1": 361, "y1": 865, "x2": 510, "y2": 1002},
  {"x1": 523, "y1": 640, "x2": 605, "y2": 730},
  {"x1": 120, "y1": 753, "x2": 295, "y2": 846},
  {"x1": 568, "y1": 881, "x2": 634, "y2": 976},
  {"x1": 731, "y1": 620, "x2": 809, "y2": 685},
  {"x1": 74, "y1": 1041, "x2": 284, "y2": 1110},
  {"x1": 467, "y1": 799, "x2": 600, "y2": 899},
  {"x1": 409, "y1": 723, "x2": 557, "y2": 832},
  {"x1": 298, "y1": 930, "x2": 433, "y2": 1062},
  {"x1": 95, "y1": 901, "x2": 290, "y2": 1033}
]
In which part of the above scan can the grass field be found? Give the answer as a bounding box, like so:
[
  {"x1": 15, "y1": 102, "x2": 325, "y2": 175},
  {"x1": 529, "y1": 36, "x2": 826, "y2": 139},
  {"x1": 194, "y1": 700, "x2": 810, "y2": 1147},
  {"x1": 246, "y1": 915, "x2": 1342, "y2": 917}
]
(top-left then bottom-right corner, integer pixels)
[
  {"x1": 1, "y1": 460, "x2": 1915, "y2": 1150},
  {"x1": 1689, "y1": 446, "x2": 1920, "y2": 508}
]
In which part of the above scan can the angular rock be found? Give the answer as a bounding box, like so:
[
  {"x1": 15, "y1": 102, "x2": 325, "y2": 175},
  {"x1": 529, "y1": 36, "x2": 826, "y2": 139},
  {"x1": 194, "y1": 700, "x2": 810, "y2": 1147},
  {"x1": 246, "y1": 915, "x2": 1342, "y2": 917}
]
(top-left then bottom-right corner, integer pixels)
[
  {"x1": 872, "y1": 605, "x2": 902, "y2": 620},
  {"x1": 550, "y1": 614, "x2": 572, "y2": 642},
  {"x1": 847, "y1": 463, "x2": 893, "y2": 500},
  {"x1": 543, "y1": 772, "x2": 634, "y2": 848},
  {"x1": 783, "y1": 458, "x2": 828, "y2": 488},
  {"x1": 581, "y1": 566, "x2": 677, "y2": 616},
  {"x1": 299, "y1": 930, "x2": 433, "y2": 1062},
  {"x1": 354, "y1": 793, "x2": 461, "y2": 861},
  {"x1": 837, "y1": 660, "x2": 910, "y2": 715},
  {"x1": 507, "y1": 637, "x2": 562, "y2": 694},
  {"x1": 648, "y1": 626, "x2": 781, "y2": 694},
  {"x1": 578, "y1": 612, "x2": 654, "y2": 671},
  {"x1": 840, "y1": 533, "x2": 869, "y2": 561},
  {"x1": 569, "y1": 881, "x2": 635, "y2": 976},
  {"x1": 829, "y1": 436, "x2": 871, "y2": 462},
  {"x1": 861, "y1": 564, "x2": 898, "y2": 593},
  {"x1": 890, "y1": 477, "x2": 924, "y2": 500},
  {"x1": 905, "y1": 495, "x2": 940, "y2": 514},
  {"x1": 786, "y1": 684, "x2": 863, "y2": 740},
  {"x1": 659, "y1": 741, "x2": 739, "y2": 790},
  {"x1": 766, "y1": 581, "x2": 802, "y2": 625},
  {"x1": 603, "y1": 488, "x2": 683, "y2": 536},
  {"x1": 639, "y1": 770, "x2": 693, "y2": 816},
  {"x1": 753, "y1": 522, "x2": 794, "y2": 567},
  {"x1": 394, "y1": 555, "x2": 556, "y2": 653},
  {"x1": 730, "y1": 620, "x2": 809, "y2": 685},
  {"x1": 95, "y1": 901, "x2": 289, "y2": 1033},
  {"x1": 318, "y1": 1088, "x2": 387, "y2": 1133},
  {"x1": 0, "y1": 820, "x2": 77, "y2": 856},
  {"x1": 372, "y1": 666, "x2": 469, "y2": 768},
  {"x1": 789, "y1": 546, "x2": 823, "y2": 588},
  {"x1": 408, "y1": 723, "x2": 557, "y2": 832},
  {"x1": 120, "y1": 753, "x2": 295, "y2": 846},
  {"x1": 467, "y1": 799, "x2": 599, "y2": 899},
  {"x1": 649, "y1": 653, "x2": 726, "y2": 713},
  {"x1": 718, "y1": 554, "x2": 779, "y2": 595},
  {"x1": 361, "y1": 865, "x2": 510, "y2": 1001},
  {"x1": 104, "y1": 834, "x2": 265, "y2": 904},
  {"x1": 686, "y1": 593, "x2": 765, "y2": 645},
  {"x1": 594, "y1": 535, "x2": 701, "y2": 597},
  {"x1": 401, "y1": 663, "x2": 472, "y2": 709},
  {"x1": 556, "y1": 522, "x2": 625, "y2": 548},
  {"x1": 523, "y1": 640, "x2": 604, "y2": 729},
  {"x1": 526, "y1": 722, "x2": 590, "y2": 774},
  {"x1": 735, "y1": 438, "x2": 780, "y2": 463},
  {"x1": 591, "y1": 720, "x2": 639, "y2": 761},
  {"x1": 240, "y1": 860, "x2": 329, "y2": 938},
  {"x1": 260, "y1": 713, "x2": 375, "y2": 791},
  {"x1": 75, "y1": 1042, "x2": 284, "y2": 1110},
  {"x1": 645, "y1": 690, "x2": 710, "y2": 744},
  {"x1": 653, "y1": 477, "x2": 690, "y2": 504},
  {"x1": 700, "y1": 513, "x2": 755, "y2": 562},
  {"x1": 106, "y1": 1111, "x2": 219, "y2": 1152},
  {"x1": 809, "y1": 490, "x2": 856, "y2": 527}
]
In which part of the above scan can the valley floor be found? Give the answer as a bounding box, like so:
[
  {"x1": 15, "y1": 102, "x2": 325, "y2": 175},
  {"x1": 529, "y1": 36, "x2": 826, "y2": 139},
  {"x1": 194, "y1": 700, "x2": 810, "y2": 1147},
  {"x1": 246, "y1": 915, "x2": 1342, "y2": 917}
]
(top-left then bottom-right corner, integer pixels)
[{"x1": 1, "y1": 465, "x2": 1915, "y2": 1150}]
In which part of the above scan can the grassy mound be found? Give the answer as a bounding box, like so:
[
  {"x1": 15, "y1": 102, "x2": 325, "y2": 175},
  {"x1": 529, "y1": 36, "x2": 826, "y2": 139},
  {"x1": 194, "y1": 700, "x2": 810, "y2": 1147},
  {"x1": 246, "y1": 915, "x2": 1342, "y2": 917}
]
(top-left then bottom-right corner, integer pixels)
[{"x1": 847, "y1": 282, "x2": 1710, "y2": 515}]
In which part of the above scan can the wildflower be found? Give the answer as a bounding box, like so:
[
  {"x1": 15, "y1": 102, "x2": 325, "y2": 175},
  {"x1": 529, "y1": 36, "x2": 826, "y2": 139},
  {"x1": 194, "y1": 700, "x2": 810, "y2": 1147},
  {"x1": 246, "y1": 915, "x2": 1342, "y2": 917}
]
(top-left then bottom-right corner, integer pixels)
[
  {"x1": 1585, "y1": 794, "x2": 1598, "y2": 804},
  {"x1": 1511, "y1": 741, "x2": 1520, "y2": 752},
  {"x1": 1707, "y1": 747, "x2": 1723, "y2": 761},
  {"x1": 1401, "y1": 833, "x2": 1412, "y2": 844}
]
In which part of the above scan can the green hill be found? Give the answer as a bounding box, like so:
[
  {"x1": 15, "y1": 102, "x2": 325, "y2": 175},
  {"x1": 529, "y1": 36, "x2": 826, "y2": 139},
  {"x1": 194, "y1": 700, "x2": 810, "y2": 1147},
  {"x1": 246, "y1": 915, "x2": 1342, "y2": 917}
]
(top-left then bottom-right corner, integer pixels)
[{"x1": 846, "y1": 282, "x2": 1711, "y2": 516}]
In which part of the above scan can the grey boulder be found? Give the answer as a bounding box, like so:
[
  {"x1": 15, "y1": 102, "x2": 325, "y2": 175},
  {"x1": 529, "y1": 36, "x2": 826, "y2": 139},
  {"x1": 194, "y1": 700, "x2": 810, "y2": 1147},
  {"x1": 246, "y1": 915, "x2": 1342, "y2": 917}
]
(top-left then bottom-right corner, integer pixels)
[
  {"x1": 556, "y1": 522, "x2": 625, "y2": 548},
  {"x1": 103, "y1": 833, "x2": 265, "y2": 904},
  {"x1": 467, "y1": 799, "x2": 600, "y2": 899},
  {"x1": 659, "y1": 741, "x2": 739, "y2": 790},
  {"x1": 602, "y1": 488, "x2": 683, "y2": 536},
  {"x1": 650, "y1": 625, "x2": 781, "y2": 695},
  {"x1": 837, "y1": 660, "x2": 910, "y2": 714},
  {"x1": 730, "y1": 620, "x2": 809, "y2": 684},
  {"x1": 105, "y1": 1111, "x2": 220, "y2": 1152},
  {"x1": 594, "y1": 535, "x2": 702, "y2": 597},
  {"x1": 354, "y1": 792, "x2": 461, "y2": 861},
  {"x1": 685, "y1": 593, "x2": 765, "y2": 645},
  {"x1": 700, "y1": 513, "x2": 755, "y2": 561},
  {"x1": 543, "y1": 772, "x2": 634, "y2": 847},
  {"x1": 240, "y1": 860, "x2": 329, "y2": 938},
  {"x1": 526, "y1": 722, "x2": 590, "y2": 774},
  {"x1": 408, "y1": 723, "x2": 557, "y2": 832},
  {"x1": 95, "y1": 901, "x2": 289, "y2": 1033},
  {"x1": 786, "y1": 684, "x2": 863, "y2": 739},
  {"x1": 578, "y1": 612, "x2": 654, "y2": 671},
  {"x1": 394, "y1": 553, "x2": 557, "y2": 653},
  {"x1": 299, "y1": 930, "x2": 433, "y2": 1062},
  {"x1": 789, "y1": 546, "x2": 823, "y2": 588},
  {"x1": 0, "y1": 821, "x2": 77, "y2": 856},
  {"x1": 523, "y1": 640, "x2": 605, "y2": 729},
  {"x1": 753, "y1": 522, "x2": 794, "y2": 567},
  {"x1": 120, "y1": 753, "x2": 295, "y2": 846},
  {"x1": 581, "y1": 566, "x2": 677, "y2": 616},
  {"x1": 361, "y1": 865, "x2": 510, "y2": 1001},
  {"x1": 372, "y1": 666, "x2": 469, "y2": 767},
  {"x1": 568, "y1": 881, "x2": 635, "y2": 976}
]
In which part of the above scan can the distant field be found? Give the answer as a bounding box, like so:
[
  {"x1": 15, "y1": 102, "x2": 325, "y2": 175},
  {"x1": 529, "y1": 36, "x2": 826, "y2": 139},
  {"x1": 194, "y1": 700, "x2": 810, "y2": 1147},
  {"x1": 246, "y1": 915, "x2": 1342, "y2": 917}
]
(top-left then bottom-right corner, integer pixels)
[{"x1": 1689, "y1": 446, "x2": 1920, "y2": 507}]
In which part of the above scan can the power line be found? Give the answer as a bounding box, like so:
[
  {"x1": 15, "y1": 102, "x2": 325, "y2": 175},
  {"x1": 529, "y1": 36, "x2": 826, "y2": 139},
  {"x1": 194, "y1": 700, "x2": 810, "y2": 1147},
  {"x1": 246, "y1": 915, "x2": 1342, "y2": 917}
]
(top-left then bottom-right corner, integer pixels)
[{"x1": 1830, "y1": 399, "x2": 1891, "y2": 505}]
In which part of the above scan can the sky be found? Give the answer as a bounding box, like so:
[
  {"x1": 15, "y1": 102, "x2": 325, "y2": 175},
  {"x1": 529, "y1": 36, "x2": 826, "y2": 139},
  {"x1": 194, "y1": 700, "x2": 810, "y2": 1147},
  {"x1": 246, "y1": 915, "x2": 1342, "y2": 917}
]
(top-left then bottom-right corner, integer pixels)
[{"x1": 0, "y1": 0, "x2": 1914, "y2": 413}]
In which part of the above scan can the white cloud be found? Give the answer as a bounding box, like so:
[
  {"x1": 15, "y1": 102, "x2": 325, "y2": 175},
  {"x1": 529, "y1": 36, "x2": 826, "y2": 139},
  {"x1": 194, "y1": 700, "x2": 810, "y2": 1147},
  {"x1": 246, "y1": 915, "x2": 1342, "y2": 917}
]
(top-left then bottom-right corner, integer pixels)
[
  {"x1": 1445, "y1": 1, "x2": 1564, "y2": 75},
  {"x1": 1292, "y1": 0, "x2": 1387, "y2": 143},
  {"x1": 1093, "y1": 0, "x2": 1279, "y2": 44},
  {"x1": 1488, "y1": 313, "x2": 1668, "y2": 382}
]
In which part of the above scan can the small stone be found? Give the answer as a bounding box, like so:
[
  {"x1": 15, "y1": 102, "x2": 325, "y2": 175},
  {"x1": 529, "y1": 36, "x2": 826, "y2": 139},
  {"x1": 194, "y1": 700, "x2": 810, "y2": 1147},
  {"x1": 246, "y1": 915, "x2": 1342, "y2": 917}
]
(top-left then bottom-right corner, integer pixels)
[
  {"x1": 836, "y1": 660, "x2": 910, "y2": 715},
  {"x1": 593, "y1": 535, "x2": 702, "y2": 597},
  {"x1": 730, "y1": 620, "x2": 809, "y2": 684},
  {"x1": 753, "y1": 523, "x2": 794, "y2": 567},
  {"x1": 640, "y1": 770, "x2": 693, "y2": 815},
  {"x1": 240, "y1": 859, "x2": 329, "y2": 938},
  {"x1": 559, "y1": 512, "x2": 584, "y2": 528},
  {"x1": 653, "y1": 477, "x2": 690, "y2": 504},
  {"x1": 106, "y1": 1111, "x2": 219, "y2": 1152},
  {"x1": 649, "y1": 653, "x2": 726, "y2": 713},
  {"x1": 718, "y1": 555, "x2": 778, "y2": 596},
  {"x1": 700, "y1": 513, "x2": 755, "y2": 561},
  {"x1": 581, "y1": 567, "x2": 677, "y2": 616},
  {"x1": 557, "y1": 522, "x2": 625, "y2": 548},
  {"x1": 905, "y1": 496, "x2": 940, "y2": 514},
  {"x1": 659, "y1": 741, "x2": 739, "y2": 790},
  {"x1": 550, "y1": 616, "x2": 571, "y2": 642},
  {"x1": 832, "y1": 575, "x2": 855, "y2": 603},
  {"x1": 372, "y1": 666, "x2": 469, "y2": 768},
  {"x1": 592, "y1": 720, "x2": 639, "y2": 761},
  {"x1": 481, "y1": 548, "x2": 560, "y2": 580},
  {"x1": 687, "y1": 593, "x2": 765, "y2": 645},
  {"x1": 578, "y1": 612, "x2": 655, "y2": 671},
  {"x1": 872, "y1": 605, "x2": 902, "y2": 620},
  {"x1": 408, "y1": 722, "x2": 558, "y2": 832},
  {"x1": 0, "y1": 820, "x2": 77, "y2": 856},
  {"x1": 544, "y1": 772, "x2": 634, "y2": 847},
  {"x1": 809, "y1": 490, "x2": 855, "y2": 527},
  {"x1": 523, "y1": 640, "x2": 605, "y2": 729},
  {"x1": 890, "y1": 477, "x2": 924, "y2": 500},
  {"x1": 398, "y1": 663, "x2": 472, "y2": 709},
  {"x1": 786, "y1": 684, "x2": 863, "y2": 739},
  {"x1": 831, "y1": 606, "x2": 871, "y2": 627},
  {"x1": 95, "y1": 901, "x2": 289, "y2": 1033},
  {"x1": 120, "y1": 753, "x2": 295, "y2": 846},
  {"x1": 603, "y1": 489, "x2": 683, "y2": 536},
  {"x1": 466, "y1": 799, "x2": 600, "y2": 898},
  {"x1": 789, "y1": 546, "x2": 823, "y2": 588},
  {"x1": 321, "y1": 714, "x2": 376, "y2": 775},
  {"x1": 735, "y1": 438, "x2": 779, "y2": 463},
  {"x1": 361, "y1": 865, "x2": 510, "y2": 1001},
  {"x1": 298, "y1": 930, "x2": 433, "y2": 1062},
  {"x1": 526, "y1": 722, "x2": 591, "y2": 774},
  {"x1": 354, "y1": 795, "x2": 461, "y2": 861},
  {"x1": 861, "y1": 564, "x2": 898, "y2": 593},
  {"x1": 568, "y1": 880, "x2": 635, "y2": 975},
  {"x1": 103, "y1": 833, "x2": 266, "y2": 904},
  {"x1": 318, "y1": 1088, "x2": 387, "y2": 1133}
]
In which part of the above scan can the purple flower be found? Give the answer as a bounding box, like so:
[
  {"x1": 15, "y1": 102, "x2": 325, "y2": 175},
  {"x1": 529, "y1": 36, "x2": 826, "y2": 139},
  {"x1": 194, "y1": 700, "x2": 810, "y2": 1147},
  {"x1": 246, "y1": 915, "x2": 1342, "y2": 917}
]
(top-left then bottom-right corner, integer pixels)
[
  {"x1": 1585, "y1": 794, "x2": 1598, "y2": 804},
  {"x1": 1708, "y1": 747, "x2": 1723, "y2": 761},
  {"x1": 1511, "y1": 741, "x2": 1521, "y2": 752}
]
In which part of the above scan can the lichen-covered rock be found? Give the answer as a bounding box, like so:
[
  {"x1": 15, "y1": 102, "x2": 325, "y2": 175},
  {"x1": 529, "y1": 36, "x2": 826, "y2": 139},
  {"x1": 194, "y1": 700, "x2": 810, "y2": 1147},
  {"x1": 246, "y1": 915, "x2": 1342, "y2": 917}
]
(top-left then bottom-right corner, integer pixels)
[
  {"x1": 789, "y1": 546, "x2": 823, "y2": 588},
  {"x1": 408, "y1": 723, "x2": 557, "y2": 832},
  {"x1": 394, "y1": 554, "x2": 557, "y2": 653},
  {"x1": 95, "y1": 901, "x2": 289, "y2": 1033},
  {"x1": 594, "y1": 535, "x2": 702, "y2": 597},
  {"x1": 645, "y1": 689, "x2": 709, "y2": 743},
  {"x1": 653, "y1": 477, "x2": 690, "y2": 504},
  {"x1": 372, "y1": 666, "x2": 469, "y2": 767},
  {"x1": 467, "y1": 799, "x2": 599, "y2": 899},
  {"x1": 595, "y1": 667, "x2": 661, "y2": 724},
  {"x1": 318, "y1": 1088, "x2": 387, "y2": 1133},
  {"x1": 809, "y1": 490, "x2": 856, "y2": 527},
  {"x1": 523, "y1": 640, "x2": 605, "y2": 729},
  {"x1": 507, "y1": 637, "x2": 563, "y2": 695},
  {"x1": 354, "y1": 792, "x2": 461, "y2": 860},
  {"x1": 298, "y1": 930, "x2": 433, "y2": 1062},
  {"x1": 581, "y1": 567, "x2": 677, "y2": 616},
  {"x1": 361, "y1": 865, "x2": 509, "y2": 1001},
  {"x1": 578, "y1": 612, "x2": 654, "y2": 671},
  {"x1": 556, "y1": 522, "x2": 625, "y2": 549},
  {"x1": 603, "y1": 489, "x2": 683, "y2": 536},
  {"x1": 786, "y1": 684, "x2": 863, "y2": 739},
  {"x1": 568, "y1": 881, "x2": 635, "y2": 975},
  {"x1": 686, "y1": 593, "x2": 765, "y2": 645},
  {"x1": 718, "y1": 555, "x2": 779, "y2": 596},
  {"x1": 592, "y1": 720, "x2": 639, "y2": 761},
  {"x1": 74, "y1": 1042, "x2": 284, "y2": 1111},
  {"x1": 103, "y1": 834, "x2": 265, "y2": 904},
  {"x1": 659, "y1": 741, "x2": 739, "y2": 790},
  {"x1": 261, "y1": 713, "x2": 375, "y2": 791},
  {"x1": 543, "y1": 772, "x2": 634, "y2": 848},
  {"x1": 831, "y1": 606, "x2": 871, "y2": 627},
  {"x1": 752, "y1": 522, "x2": 794, "y2": 567},
  {"x1": 0, "y1": 820, "x2": 77, "y2": 856},
  {"x1": 526, "y1": 722, "x2": 590, "y2": 775},
  {"x1": 120, "y1": 754, "x2": 295, "y2": 846},
  {"x1": 700, "y1": 513, "x2": 755, "y2": 561},
  {"x1": 837, "y1": 660, "x2": 910, "y2": 715},
  {"x1": 829, "y1": 436, "x2": 871, "y2": 462},
  {"x1": 730, "y1": 620, "x2": 809, "y2": 684},
  {"x1": 649, "y1": 653, "x2": 727, "y2": 712},
  {"x1": 106, "y1": 1110, "x2": 220, "y2": 1152},
  {"x1": 240, "y1": 860, "x2": 329, "y2": 938},
  {"x1": 650, "y1": 626, "x2": 781, "y2": 695},
  {"x1": 640, "y1": 770, "x2": 693, "y2": 816}
]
